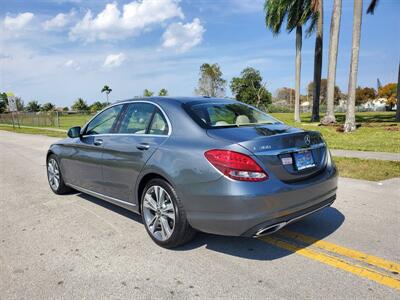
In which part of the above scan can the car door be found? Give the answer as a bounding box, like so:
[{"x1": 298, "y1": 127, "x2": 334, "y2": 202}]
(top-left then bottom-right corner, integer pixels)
[
  {"x1": 100, "y1": 102, "x2": 170, "y2": 202},
  {"x1": 62, "y1": 104, "x2": 124, "y2": 193}
]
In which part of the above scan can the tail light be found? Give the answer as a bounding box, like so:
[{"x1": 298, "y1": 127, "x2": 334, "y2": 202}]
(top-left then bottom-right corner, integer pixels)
[{"x1": 204, "y1": 149, "x2": 268, "y2": 182}]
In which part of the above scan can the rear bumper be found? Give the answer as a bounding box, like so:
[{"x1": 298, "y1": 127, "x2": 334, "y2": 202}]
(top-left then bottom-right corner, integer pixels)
[
  {"x1": 180, "y1": 165, "x2": 338, "y2": 236},
  {"x1": 242, "y1": 195, "x2": 335, "y2": 237}
]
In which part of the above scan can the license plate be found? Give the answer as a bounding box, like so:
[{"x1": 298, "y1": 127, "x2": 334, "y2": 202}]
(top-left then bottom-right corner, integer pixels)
[{"x1": 294, "y1": 150, "x2": 315, "y2": 170}]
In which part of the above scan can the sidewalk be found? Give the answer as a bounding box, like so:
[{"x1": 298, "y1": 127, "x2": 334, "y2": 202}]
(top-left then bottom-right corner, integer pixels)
[{"x1": 331, "y1": 149, "x2": 400, "y2": 161}]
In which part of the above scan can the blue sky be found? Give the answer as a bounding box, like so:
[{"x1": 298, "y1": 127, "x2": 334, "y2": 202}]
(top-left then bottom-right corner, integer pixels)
[{"x1": 0, "y1": 0, "x2": 399, "y2": 107}]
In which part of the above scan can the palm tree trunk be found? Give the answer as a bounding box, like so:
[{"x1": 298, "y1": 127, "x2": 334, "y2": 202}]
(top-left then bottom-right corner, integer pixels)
[
  {"x1": 311, "y1": 0, "x2": 323, "y2": 122},
  {"x1": 396, "y1": 62, "x2": 400, "y2": 122},
  {"x1": 294, "y1": 25, "x2": 302, "y2": 123},
  {"x1": 324, "y1": 0, "x2": 342, "y2": 123},
  {"x1": 344, "y1": 0, "x2": 362, "y2": 132}
]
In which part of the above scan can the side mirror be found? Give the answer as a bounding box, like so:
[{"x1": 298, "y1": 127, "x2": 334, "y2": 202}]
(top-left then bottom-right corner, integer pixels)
[{"x1": 67, "y1": 126, "x2": 82, "y2": 138}]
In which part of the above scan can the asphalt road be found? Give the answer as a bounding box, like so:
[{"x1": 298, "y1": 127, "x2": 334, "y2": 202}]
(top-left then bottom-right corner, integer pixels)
[{"x1": 0, "y1": 130, "x2": 399, "y2": 299}]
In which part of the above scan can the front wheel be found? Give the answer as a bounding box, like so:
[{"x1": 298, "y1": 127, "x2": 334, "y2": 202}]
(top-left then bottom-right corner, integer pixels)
[
  {"x1": 141, "y1": 178, "x2": 196, "y2": 248},
  {"x1": 47, "y1": 154, "x2": 72, "y2": 195}
]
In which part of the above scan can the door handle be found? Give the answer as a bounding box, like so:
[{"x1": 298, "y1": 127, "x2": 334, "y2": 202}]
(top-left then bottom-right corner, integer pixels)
[
  {"x1": 136, "y1": 143, "x2": 150, "y2": 150},
  {"x1": 94, "y1": 139, "x2": 103, "y2": 146}
]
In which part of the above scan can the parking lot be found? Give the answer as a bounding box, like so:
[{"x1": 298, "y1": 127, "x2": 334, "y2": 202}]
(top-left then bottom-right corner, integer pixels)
[{"x1": 0, "y1": 130, "x2": 399, "y2": 299}]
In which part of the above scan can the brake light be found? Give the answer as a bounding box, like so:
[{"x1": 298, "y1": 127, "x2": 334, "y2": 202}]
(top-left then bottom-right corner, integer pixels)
[{"x1": 204, "y1": 149, "x2": 268, "y2": 182}]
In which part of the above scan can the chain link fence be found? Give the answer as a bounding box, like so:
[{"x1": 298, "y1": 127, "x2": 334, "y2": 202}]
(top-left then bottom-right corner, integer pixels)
[{"x1": 0, "y1": 111, "x2": 94, "y2": 129}]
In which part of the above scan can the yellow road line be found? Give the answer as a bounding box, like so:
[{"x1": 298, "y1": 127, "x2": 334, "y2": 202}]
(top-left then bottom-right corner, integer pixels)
[
  {"x1": 279, "y1": 229, "x2": 400, "y2": 274},
  {"x1": 262, "y1": 236, "x2": 400, "y2": 290}
]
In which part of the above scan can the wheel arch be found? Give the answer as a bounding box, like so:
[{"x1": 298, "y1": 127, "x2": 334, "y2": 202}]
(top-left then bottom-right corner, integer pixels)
[
  {"x1": 136, "y1": 172, "x2": 173, "y2": 214},
  {"x1": 46, "y1": 150, "x2": 55, "y2": 162}
]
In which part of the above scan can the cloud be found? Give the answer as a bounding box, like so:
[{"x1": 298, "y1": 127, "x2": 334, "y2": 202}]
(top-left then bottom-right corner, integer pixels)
[
  {"x1": 69, "y1": 0, "x2": 184, "y2": 42},
  {"x1": 103, "y1": 53, "x2": 126, "y2": 68},
  {"x1": 162, "y1": 18, "x2": 205, "y2": 53},
  {"x1": 43, "y1": 11, "x2": 75, "y2": 30},
  {"x1": 3, "y1": 12, "x2": 34, "y2": 30},
  {"x1": 64, "y1": 59, "x2": 80, "y2": 70}
]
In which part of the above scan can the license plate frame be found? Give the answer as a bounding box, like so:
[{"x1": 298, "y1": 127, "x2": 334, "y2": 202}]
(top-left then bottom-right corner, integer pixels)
[{"x1": 293, "y1": 150, "x2": 315, "y2": 170}]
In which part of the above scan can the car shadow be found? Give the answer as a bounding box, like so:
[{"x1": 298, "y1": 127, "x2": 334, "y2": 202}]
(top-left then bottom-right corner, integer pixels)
[
  {"x1": 75, "y1": 192, "x2": 143, "y2": 223},
  {"x1": 177, "y1": 207, "x2": 345, "y2": 260},
  {"x1": 75, "y1": 192, "x2": 344, "y2": 261}
]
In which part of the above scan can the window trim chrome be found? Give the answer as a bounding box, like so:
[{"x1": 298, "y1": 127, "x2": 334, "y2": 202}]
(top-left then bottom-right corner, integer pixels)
[{"x1": 81, "y1": 100, "x2": 172, "y2": 137}]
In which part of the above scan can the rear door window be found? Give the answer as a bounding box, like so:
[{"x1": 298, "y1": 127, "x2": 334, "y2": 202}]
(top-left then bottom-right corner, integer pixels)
[{"x1": 118, "y1": 103, "x2": 155, "y2": 134}]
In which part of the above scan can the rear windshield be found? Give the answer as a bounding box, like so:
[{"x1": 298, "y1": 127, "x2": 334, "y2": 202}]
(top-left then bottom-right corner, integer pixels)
[{"x1": 187, "y1": 102, "x2": 281, "y2": 128}]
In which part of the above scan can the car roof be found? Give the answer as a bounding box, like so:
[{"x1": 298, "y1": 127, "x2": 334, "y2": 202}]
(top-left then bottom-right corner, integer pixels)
[{"x1": 114, "y1": 96, "x2": 237, "y2": 106}]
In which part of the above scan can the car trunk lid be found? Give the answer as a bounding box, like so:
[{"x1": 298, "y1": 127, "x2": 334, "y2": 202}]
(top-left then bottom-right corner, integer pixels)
[{"x1": 206, "y1": 124, "x2": 327, "y2": 183}]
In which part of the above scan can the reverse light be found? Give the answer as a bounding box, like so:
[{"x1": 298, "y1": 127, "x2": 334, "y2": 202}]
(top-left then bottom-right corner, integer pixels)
[{"x1": 204, "y1": 149, "x2": 268, "y2": 182}]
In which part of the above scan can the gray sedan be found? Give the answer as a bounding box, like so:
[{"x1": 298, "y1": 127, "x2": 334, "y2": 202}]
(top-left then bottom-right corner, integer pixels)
[{"x1": 47, "y1": 97, "x2": 338, "y2": 248}]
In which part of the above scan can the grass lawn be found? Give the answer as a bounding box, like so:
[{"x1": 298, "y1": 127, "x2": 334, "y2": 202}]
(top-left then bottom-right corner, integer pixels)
[
  {"x1": 333, "y1": 156, "x2": 400, "y2": 181},
  {"x1": 58, "y1": 114, "x2": 93, "y2": 129},
  {"x1": 271, "y1": 112, "x2": 399, "y2": 153},
  {"x1": 0, "y1": 125, "x2": 66, "y2": 138}
]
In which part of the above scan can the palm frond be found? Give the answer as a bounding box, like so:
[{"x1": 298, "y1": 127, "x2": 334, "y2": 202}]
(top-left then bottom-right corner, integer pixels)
[
  {"x1": 264, "y1": 0, "x2": 289, "y2": 35},
  {"x1": 367, "y1": 0, "x2": 379, "y2": 14},
  {"x1": 265, "y1": 0, "x2": 316, "y2": 35}
]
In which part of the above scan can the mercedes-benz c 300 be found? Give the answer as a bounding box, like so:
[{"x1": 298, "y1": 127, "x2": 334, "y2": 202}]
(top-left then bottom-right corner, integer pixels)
[{"x1": 47, "y1": 97, "x2": 338, "y2": 248}]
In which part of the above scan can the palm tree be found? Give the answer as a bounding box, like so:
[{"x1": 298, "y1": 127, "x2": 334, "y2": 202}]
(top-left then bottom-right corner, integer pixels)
[
  {"x1": 366, "y1": 0, "x2": 399, "y2": 122},
  {"x1": 397, "y1": 63, "x2": 400, "y2": 122},
  {"x1": 323, "y1": 0, "x2": 342, "y2": 124},
  {"x1": 310, "y1": 0, "x2": 323, "y2": 122},
  {"x1": 265, "y1": 0, "x2": 313, "y2": 123},
  {"x1": 343, "y1": 0, "x2": 363, "y2": 132},
  {"x1": 71, "y1": 98, "x2": 89, "y2": 112},
  {"x1": 158, "y1": 88, "x2": 168, "y2": 96},
  {"x1": 344, "y1": 0, "x2": 386, "y2": 130},
  {"x1": 26, "y1": 100, "x2": 41, "y2": 112},
  {"x1": 143, "y1": 89, "x2": 154, "y2": 97},
  {"x1": 101, "y1": 85, "x2": 112, "y2": 104}
]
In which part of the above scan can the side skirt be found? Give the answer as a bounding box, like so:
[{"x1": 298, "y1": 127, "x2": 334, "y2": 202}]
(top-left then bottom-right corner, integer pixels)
[{"x1": 66, "y1": 183, "x2": 139, "y2": 214}]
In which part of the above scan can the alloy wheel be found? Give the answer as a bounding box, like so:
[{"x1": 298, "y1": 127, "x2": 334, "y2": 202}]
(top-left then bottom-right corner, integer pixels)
[
  {"x1": 47, "y1": 158, "x2": 60, "y2": 191},
  {"x1": 142, "y1": 185, "x2": 176, "y2": 241}
]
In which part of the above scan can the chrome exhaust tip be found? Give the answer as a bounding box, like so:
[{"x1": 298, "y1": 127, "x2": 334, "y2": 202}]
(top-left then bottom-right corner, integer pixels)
[{"x1": 254, "y1": 222, "x2": 287, "y2": 237}]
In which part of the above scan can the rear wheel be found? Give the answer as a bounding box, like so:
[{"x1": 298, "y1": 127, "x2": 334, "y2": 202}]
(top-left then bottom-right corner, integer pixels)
[
  {"x1": 141, "y1": 178, "x2": 196, "y2": 248},
  {"x1": 47, "y1": 154, "x2": 71, "y2": 195}
]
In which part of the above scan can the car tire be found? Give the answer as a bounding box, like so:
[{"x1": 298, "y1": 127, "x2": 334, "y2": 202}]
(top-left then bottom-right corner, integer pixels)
[
  {"x1": 47, "y1": 154, "x2": 72, "y2": 195},
  {"x1": 141, "y1": 178, "x2": 196, "y2": 248}
]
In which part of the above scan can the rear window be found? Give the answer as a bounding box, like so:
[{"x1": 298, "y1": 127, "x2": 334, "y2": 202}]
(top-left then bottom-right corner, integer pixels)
[{"x1": 187, "y1": 102, "x2": 281, "y2": 128}]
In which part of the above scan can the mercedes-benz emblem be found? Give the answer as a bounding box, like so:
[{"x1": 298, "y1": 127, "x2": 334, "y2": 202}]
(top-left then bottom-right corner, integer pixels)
[{"x1": 304, "y1": 135, "x2": 311, "y2": 145}]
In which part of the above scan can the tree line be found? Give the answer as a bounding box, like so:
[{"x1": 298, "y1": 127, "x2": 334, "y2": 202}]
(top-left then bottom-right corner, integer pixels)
[
  {"x1": 0, "y1": 86, "x2": 169, "y2": 113},
  {"x1": 264, "y1": 0, "x2": 399, "y2": 129},
  {"x1": 1, "y1": 66, "x2": 396, "y2": 115}
]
